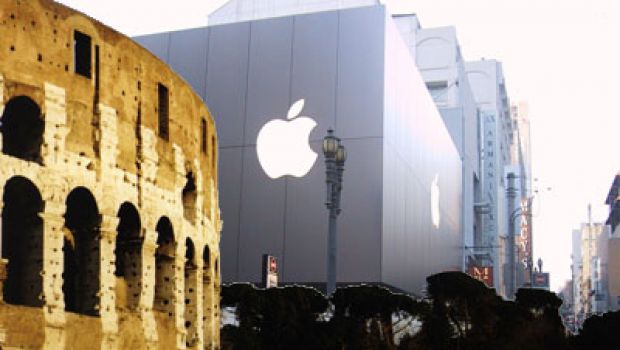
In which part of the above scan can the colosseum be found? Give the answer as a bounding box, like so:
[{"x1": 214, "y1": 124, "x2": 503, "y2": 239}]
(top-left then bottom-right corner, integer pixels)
[{"x1": 0, "y1": 0, "x2": 221, "y2": 349}]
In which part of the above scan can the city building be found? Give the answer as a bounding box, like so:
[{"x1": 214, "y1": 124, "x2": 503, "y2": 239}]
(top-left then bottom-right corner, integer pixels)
[
  {"x1": 558, "y1": 279, "x2": 576, "y2": 333},
  {"x1": 392, "y1": 16, "x2": 532, "y2": 299},
  {"x1": 137, "y1": 0, "x2": 463, "y2": 295},
  {"x1": 604, "y1": 173, "x2": 620, "y2": 311},
  {"x1": 465, "y1": 59, "x2": 515, "y2": 297},
  {"x1": 391, "y1": 17, "x2": 482, "y2": 278},
  {"x1": 571, "y1": 207, "x2": 610, "y2": 327},
  {"x1": 0, "y1": 0, "x2": 221, "y2": 349}
]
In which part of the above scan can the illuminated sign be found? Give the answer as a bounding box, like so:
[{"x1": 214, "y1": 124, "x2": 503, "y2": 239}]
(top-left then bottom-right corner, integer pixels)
[
  {"x1": 467, "y1": 266, "x2": 494, "y2": 287},
  {"x1": 256, "y1": 99, "x2": 318, "y2": 179}
]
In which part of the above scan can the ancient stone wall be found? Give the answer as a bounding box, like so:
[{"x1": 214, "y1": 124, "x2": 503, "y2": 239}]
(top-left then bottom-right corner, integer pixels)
[{"x1": 0, "y1": 1, "x2": 222, "y2": 349}]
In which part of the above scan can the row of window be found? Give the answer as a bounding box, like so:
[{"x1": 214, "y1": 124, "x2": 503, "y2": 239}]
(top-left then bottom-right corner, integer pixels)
[{"x1": 73, "y1": 30, "x2": 214, "y2": 157}]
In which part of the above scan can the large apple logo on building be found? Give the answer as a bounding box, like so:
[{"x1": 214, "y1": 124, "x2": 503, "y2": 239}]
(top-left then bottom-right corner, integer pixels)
[
  {"x1": 431, "y1": 174, "x2": 441, "y2": 229},
  {"x1": 256, "y1": 99, "x2": 318, "y2": 179}
]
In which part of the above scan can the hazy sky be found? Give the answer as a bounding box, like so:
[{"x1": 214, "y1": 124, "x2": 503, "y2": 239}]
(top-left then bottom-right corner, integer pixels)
[{"x1": 57, "y1": 0, "x2": 620, "y2": 291}]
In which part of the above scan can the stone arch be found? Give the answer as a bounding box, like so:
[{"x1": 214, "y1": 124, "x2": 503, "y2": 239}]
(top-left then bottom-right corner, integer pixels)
[
  {"x1": 1, "y1": 176, "x2": 44, "y2": 306},
  {"x1": 416, "y1": 36, "x2": 451, "y2": 48},
  {"x1": 184, "y1": 238, "x2": 198, "y2": 348},
  {"x1": 115, "y1": 201, "x2": 142, "y2": 310},
  {"x1": 0, "y1": 96, "x2": 44, "y2": 164},
  {"x1": 154, "y1": 216, "x2": 175, "y2": 315},
  {"x1": 63, "y1": 186, "x2": 101, "y2": 316}
]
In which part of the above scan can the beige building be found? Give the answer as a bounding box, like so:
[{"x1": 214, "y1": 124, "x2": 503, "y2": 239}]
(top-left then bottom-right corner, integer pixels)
[
  {"x1": 0, "y1": 0, "x2": 221, "y2": 349},
  {"x1": 607, "y1": 237, "x2": 620, "y2": 311},
  {"x1": 571, "y1": 213, "x2": 610, "y2": 325}
]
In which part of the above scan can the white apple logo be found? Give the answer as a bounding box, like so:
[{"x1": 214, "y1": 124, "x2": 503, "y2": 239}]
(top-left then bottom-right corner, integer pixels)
[
  {"x1": 256, "y1": 99, "x2": 318, "y2": 179},
  {"x1": 431, "y1": 174, "x2": 440, "y2": 229}
]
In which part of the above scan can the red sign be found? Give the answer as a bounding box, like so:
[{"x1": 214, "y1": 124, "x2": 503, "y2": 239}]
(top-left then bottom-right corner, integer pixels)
[
  {"x1": 532, "y1": 273, "x2": 549, "y2": 289},
  {"x1": 268, "y1": 256, "x2": 278, "y2": 274},
  {"x1": 467, "y1": 266, "x2": 494, "y2": 287}
]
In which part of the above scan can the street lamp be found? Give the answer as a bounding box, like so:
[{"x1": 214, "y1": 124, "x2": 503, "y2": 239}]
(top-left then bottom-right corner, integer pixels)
[{"x1": 323, "y1": 129, "x2": 346, "y2": 295}]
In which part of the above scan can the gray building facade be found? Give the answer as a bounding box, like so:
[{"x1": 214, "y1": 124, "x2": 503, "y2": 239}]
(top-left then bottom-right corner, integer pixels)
[{"x1": 136, "y1": 4, "x2": 462, "y2": 294}]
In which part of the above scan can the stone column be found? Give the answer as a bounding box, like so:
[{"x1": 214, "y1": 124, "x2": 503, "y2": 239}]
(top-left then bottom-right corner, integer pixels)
[
  {"x1": 203, "y1": 252, "x2": 215, "y2": 350},
  {"x1": 174, "y1": 235, "x2": 187, "y2": 350},
  {"x1": 213, "y1": 255, "x2": 221, "y2": 350},
  {"x1": 194, "y1": 256, "x2": 205, "y2": 350},
  {"x1": 141, "y1": 229, "x2": 159, "y2": 349},
  {"x1": 40, "y1": 200, "x2": 67, "y2": 350},
  {"x1": 43, "y1": 83, "x2": 68, "y2": 166},
  {"x1": 100, "y1": 214, "x2": 120, "y2": 350},
  {"x1": 99, "y1": 104, "x2": 118, "y2": 173}
]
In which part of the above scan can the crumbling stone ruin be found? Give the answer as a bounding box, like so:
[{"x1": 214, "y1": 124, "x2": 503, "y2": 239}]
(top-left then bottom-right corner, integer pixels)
[{"x1": 0, "y1": 1, "x2": 222, "y2": 349}]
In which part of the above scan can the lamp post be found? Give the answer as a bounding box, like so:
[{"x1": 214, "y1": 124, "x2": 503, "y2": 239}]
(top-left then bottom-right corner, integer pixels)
[
  {"x1": 323, "y1": 129, "x2": 346, "y2": 295},
  {"x1": 506, "y1": 173, "x2": 518, "y2": 299}
]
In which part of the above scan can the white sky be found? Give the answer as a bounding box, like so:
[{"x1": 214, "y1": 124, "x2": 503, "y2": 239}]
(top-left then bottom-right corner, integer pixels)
[{"x1": 57, "y1": 0, "x2": 620, "y2": 291}]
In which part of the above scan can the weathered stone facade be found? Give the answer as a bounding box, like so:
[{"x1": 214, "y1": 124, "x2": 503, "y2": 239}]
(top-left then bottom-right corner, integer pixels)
[{"x1": 0, "y1": 1, "x2": 222, "y2": 349}]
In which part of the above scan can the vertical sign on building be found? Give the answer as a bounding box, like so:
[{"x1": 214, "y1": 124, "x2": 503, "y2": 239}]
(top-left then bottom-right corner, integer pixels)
[{"x1": 261, "y1": 254, "x2": 278, "y2": 288}]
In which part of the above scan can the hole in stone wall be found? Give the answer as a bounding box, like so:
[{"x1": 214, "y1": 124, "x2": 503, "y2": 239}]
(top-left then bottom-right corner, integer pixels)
[
  {"x1": 201, "y1": 118, "x2": 207, "y2": 154},
  {"x1": 1, "y1": 176, "x2": 44, "y2": 307},
  {"x1": 182, "y1": 172, "x2": 197, "y2": 223},
  {"x1": 154, "y1": 217, "x2": 175, "y2": 314},
  {"x1": 115, "y1": 202, "x2": 142, "y2": 310},
  {"x1": 157, "y1": 83, "x2": 169, "y2": 140},
  {"x1": 74, "y1": 30, "x2": 91, "y2": 78},
  {"x1": 63, "y1": 187, "x2": 101, "y2": 316},
  {"x1": 211, "y1": 135, "x2": 216, "y2": 172},
  {"x1": 0, "y1": 96, "x2": 44, "y2": 164}
]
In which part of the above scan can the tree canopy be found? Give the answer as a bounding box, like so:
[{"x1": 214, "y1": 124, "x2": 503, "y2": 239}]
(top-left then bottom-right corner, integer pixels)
[{"x1": 220, "y1": 273, "x2": 613, "y2": 350}]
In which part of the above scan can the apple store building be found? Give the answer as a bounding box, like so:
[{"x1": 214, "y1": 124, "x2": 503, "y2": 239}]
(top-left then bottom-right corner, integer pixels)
[{"x1": 137, "y1": 3, "x2": 463, "y2": 294}]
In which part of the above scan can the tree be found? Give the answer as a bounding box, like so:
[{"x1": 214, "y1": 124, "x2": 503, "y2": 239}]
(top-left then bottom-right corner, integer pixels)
[
  {"x1": 570, "y1": 311, "x2": 620, "y2": 350},
  {"x1": 331, "y1": 284, "x2": 425, "y2": 349},
  {"x1": 260, "y1": 285, "x2": 329, "y2": 349},
  {"x1": 220, "y1": 284, "x2": 330, "y2": 350},
  {"x1": 415, "y1": 272, "x2": 502, "y2": 350}
]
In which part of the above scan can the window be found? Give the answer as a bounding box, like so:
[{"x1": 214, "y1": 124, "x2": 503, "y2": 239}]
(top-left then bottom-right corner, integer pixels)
[
  {"x1": 425, "y1": 80, "x2": 449, "y2": 104},
  {"x1": 158, "y1": 83, "x2": 169, "y2": 140},
  {"x1": 201, "y1": 118, "x2": 207, "y2": 154},
  {"x1": 74, "y1": 31, "x2": 91, "y2": 78}
]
